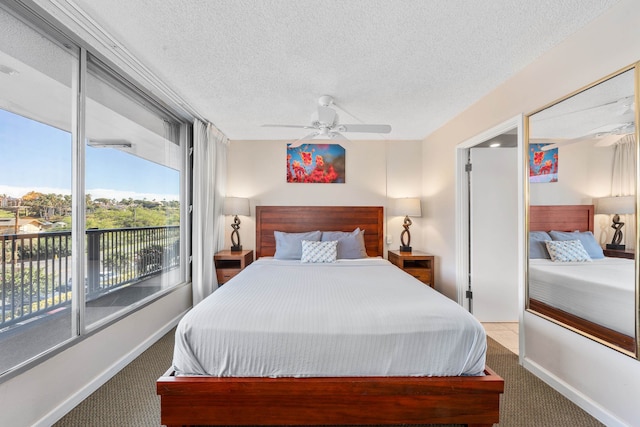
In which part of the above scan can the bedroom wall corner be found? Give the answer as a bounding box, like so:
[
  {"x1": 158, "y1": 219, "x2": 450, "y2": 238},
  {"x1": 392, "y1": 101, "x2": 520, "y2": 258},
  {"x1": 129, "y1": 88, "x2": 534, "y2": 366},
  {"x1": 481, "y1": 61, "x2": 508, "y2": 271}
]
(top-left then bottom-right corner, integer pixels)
[{"x1": 385, "y1": 140, "x2": 424, "y2": 253}]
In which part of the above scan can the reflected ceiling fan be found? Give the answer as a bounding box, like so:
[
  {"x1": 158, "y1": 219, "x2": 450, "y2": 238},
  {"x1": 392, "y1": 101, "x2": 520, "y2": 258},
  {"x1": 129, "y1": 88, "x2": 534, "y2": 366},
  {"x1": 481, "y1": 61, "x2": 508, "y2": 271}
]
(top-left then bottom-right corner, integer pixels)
[
  {"x1": 538, "y1": 122, "x2": 635, "y2": 151},
  {"x1": 537, "y1": 95, "x2": 636, "y2": 151},
  {"x1": 262, "y1": 95, "x2": 391, "y2": 147}
]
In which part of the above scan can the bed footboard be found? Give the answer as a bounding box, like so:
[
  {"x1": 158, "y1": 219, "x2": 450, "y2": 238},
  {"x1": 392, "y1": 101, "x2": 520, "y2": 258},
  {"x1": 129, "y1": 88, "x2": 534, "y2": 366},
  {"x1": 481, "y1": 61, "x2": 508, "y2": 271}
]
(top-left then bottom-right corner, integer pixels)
[{"x1": 157, "y1": 368, "x2": 503, "y2": 426}]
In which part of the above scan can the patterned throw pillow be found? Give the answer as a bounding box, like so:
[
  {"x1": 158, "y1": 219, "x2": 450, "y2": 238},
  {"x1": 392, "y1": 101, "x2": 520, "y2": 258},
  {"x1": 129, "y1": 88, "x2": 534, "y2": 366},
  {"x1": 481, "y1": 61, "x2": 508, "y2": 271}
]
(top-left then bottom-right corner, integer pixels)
[
  {"x1": 301, "y1": 240, "x2": 337, "y2": 263},
  {"x1": 545, "y1": 240, "x2": 592, "y2": 262}
]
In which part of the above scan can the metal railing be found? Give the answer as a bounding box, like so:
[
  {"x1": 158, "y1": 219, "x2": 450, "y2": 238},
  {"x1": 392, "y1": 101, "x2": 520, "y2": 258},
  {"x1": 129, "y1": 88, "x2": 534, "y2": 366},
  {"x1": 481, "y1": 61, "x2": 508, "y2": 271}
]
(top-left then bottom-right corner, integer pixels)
[{"x1": 1, "y1": 226, "x2": 179, "y2": 327}]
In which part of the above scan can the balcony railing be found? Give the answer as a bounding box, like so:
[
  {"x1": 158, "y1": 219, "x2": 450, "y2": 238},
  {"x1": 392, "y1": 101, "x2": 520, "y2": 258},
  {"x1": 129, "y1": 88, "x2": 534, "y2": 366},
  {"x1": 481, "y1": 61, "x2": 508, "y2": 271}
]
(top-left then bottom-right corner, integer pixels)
[{"x1": 1, "y1": 226, "x2": 179, "y2": 328}]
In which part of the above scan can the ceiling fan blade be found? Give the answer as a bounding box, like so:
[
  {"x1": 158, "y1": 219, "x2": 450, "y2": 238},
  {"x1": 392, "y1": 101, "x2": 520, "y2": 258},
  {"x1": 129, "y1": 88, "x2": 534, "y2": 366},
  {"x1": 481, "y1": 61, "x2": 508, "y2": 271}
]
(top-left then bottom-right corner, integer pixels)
[
  {"x1": 337, "y1": 124, "x2": 391, "y2": 133},
  {"x1": 261, "y1": 124, "x2": 313, "y2": 129},
  {"x1": 288, "y1": 132, "x2": 318, "y2": 148},
  {"x1": 541, "y1": 133, "x2": 632, "y2": 152},
  {"x1": 317, "y1": 105, "x2": 337, "y2": 125},
  {"x1": 329, "y1": 132, "x2": 349, "y2": 141},
  {"x1": 539, "y1": 139, "x2": 580, "y2": 151}
]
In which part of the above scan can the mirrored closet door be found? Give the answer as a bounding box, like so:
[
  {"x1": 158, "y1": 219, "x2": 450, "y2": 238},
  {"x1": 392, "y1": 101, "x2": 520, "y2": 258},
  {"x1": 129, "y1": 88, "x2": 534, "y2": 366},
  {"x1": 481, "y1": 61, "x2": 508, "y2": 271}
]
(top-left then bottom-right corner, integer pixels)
[{"x1": 526, "y1": 64, "x2": 639, "y2": 358}]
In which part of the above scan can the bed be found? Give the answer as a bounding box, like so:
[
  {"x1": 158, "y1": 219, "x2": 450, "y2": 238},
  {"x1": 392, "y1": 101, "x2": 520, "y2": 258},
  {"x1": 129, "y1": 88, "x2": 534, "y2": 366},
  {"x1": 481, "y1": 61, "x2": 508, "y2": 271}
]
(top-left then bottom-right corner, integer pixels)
[
  {"x1": 528, "y1": 204, "x2": 636, "y2": 353},
  {"x1": 157, "y1": 206, "x2": 503, "y2": 427}
]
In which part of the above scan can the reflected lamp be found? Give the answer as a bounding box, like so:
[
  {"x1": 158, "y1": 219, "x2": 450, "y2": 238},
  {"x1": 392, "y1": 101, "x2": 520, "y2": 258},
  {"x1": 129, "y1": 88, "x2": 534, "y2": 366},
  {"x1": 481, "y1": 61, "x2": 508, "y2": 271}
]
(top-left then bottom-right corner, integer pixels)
[
  {"x1": 223, "y1": 197, "x2": 250, "y2": 252},
  {"x1": 392, "y1": 198, "x2": 422, "y2": 253},
  {"x1": 596, "y1": 196, "x2": 635, "y2": 250}
]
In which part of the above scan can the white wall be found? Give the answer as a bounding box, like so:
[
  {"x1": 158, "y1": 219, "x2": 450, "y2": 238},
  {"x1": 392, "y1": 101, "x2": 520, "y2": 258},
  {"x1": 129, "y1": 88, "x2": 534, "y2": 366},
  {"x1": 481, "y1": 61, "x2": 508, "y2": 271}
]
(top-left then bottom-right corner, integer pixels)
[
  {"x1": 422, "y1": 0, "x2": 640, "y2": 425},
  {"x1": 225, "y1": 139, "x2": 423, "y2": 255},
  {"x1": 0, "y1": 285, "x2": 191, "y2": 427}
]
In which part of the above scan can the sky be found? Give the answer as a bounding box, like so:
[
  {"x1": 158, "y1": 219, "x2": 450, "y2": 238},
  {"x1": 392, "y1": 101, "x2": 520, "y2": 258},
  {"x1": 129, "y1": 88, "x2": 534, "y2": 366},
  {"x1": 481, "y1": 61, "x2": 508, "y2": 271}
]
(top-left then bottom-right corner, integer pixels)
[{"x1": 0, "y1": 109, "x2": 179, "y2": 201}]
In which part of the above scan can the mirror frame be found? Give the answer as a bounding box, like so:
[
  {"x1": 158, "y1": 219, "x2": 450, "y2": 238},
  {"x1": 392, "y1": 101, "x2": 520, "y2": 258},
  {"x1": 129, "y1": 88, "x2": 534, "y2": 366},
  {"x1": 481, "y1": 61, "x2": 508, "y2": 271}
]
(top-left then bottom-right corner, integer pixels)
[{"x1": 524, "y1": 62, "x2": 640, "y2": 359}]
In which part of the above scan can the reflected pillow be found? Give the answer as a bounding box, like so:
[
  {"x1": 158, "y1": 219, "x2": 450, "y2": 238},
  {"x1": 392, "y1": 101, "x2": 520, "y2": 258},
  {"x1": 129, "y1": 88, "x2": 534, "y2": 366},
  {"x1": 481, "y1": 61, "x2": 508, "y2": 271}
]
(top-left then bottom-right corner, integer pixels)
[
  {"x1": 529, "y1": 231, "x2": 552, "y2": 259},
  {"x1": 274, "y1": 230, "x2": 322, "y2": 259},
  {"x1": 321, "y1": 228, "x2": 367, "y2": 259},
  {"x1": 549, "y1": 230, "x2": 604, "y2": 259},
  {"x1": 545, "y1": 240, "x2": 592, "y2": 262},
  {"x1": 301, "y1": 240, "x2": 337, "y2": 263}
]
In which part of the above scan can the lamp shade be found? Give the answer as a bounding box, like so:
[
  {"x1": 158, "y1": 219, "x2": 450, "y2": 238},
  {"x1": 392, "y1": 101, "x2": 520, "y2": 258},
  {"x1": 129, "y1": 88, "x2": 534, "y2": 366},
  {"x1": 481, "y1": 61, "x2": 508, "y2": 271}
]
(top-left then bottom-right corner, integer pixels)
[
  {"x1": 392, "y1": 198, "x2": 422, "y2": 217},
  {"x1": 595, "y1": 196, "x2": 635, "y2": 215},
  {"x1": 223, "y1": 197, "x2": 250, "y2": 216}
]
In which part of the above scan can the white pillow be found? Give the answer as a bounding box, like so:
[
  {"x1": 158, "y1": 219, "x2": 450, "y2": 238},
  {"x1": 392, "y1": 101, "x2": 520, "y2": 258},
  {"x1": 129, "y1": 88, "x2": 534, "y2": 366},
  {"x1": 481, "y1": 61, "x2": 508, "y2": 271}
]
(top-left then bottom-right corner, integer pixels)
[
  {"x1": 301, "y1": 240, "x2": 337, "y2": 263},
  {"x1": 548, "y1": 230, "x2": 604, "y2": 259},
  {"x1": 545, "y1": 240, "x2": 592, "y2": 262}
]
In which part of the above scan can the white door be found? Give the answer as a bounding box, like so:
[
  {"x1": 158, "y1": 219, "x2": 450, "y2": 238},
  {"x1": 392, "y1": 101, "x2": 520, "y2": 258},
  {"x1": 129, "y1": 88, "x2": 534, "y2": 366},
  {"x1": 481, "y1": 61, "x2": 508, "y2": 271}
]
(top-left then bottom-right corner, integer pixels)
[{"x1": 469, "y1": 147, "x2": 519, "y2": 321}]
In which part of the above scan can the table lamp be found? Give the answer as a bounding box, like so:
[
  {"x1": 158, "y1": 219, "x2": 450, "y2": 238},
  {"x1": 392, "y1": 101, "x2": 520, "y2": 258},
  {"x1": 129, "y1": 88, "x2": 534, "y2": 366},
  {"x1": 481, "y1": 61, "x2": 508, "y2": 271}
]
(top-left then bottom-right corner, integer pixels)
[
  {"x1": 392, "y1": 198, "x2": 422, "y2": 252},
  {"x1": 596, "y1": 195, "x2": 635, "y2": 250},
  {"x1": 223, "y1": 197, "x2": 250, "y2": 251}
]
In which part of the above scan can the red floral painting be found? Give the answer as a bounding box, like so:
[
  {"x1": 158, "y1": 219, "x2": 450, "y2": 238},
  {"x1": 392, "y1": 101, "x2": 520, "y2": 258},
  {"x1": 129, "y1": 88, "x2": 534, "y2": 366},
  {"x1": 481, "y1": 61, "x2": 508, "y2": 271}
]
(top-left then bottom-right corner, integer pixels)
[
  {"x1": 529, "y1": 143, "x2": 558, "y2": 183},
  {"x1": 286, "y1": 143, "x2": 345, "y2": 183}
]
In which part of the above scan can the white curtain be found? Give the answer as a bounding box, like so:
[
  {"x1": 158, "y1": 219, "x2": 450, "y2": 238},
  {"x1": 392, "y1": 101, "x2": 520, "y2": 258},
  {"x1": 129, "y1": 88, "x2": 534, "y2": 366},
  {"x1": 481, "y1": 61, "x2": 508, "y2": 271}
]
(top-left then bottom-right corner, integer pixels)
[
  {"x1": 192, "y1": 119, "x2": 229, "y2": 305},
  {"x1": 610, "y1": 135, "x2": 636, "y2": 249}
]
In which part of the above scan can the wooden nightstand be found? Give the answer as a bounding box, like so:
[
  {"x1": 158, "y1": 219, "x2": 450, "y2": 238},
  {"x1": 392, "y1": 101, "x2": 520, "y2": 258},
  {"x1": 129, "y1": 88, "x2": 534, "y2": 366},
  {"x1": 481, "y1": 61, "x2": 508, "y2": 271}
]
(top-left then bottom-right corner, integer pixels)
[
  {"x1": 603, "y1": 248, "x2": 635, "y2": 259},
  {"x1": 387, "y1": 250, "x2": 435, "y2": 288},
  {"x1": 214, "y1": 250, "x2": 254, "y2": 284}
]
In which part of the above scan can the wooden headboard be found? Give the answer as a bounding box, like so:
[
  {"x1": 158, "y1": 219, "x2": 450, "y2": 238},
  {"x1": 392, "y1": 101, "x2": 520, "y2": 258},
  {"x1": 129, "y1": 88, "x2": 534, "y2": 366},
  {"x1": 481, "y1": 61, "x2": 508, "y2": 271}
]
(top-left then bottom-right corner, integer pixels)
[
  {"x1": 255, "y1": 206, "x2": 384, "y2": 258},
  {"x1": 529, "y1": 205, "x2": 594, "y2": 232}
]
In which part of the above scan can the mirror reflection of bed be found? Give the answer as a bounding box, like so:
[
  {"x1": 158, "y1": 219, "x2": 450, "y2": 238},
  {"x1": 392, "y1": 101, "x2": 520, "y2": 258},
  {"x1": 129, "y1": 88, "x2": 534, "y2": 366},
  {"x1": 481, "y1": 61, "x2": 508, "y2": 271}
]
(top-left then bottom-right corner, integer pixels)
[
  {"x1": 526, "y1": 65, "x2": 638, "y2": 356},
  {"x1": 528, "y1": 205, "x2": 636, "y2": 353}
]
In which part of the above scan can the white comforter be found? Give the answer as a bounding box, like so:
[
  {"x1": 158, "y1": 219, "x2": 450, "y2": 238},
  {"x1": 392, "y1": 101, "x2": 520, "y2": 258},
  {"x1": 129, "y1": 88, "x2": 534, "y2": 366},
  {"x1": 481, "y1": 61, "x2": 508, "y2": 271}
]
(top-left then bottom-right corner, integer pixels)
[
  {"x1": 173, "y1": 258, "x2": 486, "y2": 377},
  {"x1": 529, "y1": 257, "x2": 635, "y2": 336}
]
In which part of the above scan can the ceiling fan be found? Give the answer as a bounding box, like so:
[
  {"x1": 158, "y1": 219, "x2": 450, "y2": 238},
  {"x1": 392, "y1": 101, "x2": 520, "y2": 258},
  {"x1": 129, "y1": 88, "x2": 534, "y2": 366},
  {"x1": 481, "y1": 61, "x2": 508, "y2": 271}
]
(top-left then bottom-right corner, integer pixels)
[
  {"x1": 262, "y1": 95, "x2": 392, "y2": 148},
  {"x1": 536, "y1": 95, "x2": 636, "y2": 151},
  {"x1": 538, "y1": 121, "x2": 635, "y2": 151}
]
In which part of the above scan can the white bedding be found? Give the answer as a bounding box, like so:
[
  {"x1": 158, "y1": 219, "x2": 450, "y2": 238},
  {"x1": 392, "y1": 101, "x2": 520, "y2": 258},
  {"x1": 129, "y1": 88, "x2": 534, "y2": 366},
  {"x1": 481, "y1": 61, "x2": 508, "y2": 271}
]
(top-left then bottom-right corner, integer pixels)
[
  {"x1": 173, "y1": 257, "x2": 486, "y2": 377},
  {"x1": 529, "y1": 257, "x2": 635, "y2": 336}
]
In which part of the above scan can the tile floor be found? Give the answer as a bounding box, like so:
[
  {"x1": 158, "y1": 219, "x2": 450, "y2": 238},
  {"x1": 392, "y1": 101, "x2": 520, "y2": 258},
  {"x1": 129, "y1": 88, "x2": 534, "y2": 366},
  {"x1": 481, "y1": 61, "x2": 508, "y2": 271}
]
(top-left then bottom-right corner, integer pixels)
[{"x1": 482, "y1": 322, "x2": 519, "y2": 354}]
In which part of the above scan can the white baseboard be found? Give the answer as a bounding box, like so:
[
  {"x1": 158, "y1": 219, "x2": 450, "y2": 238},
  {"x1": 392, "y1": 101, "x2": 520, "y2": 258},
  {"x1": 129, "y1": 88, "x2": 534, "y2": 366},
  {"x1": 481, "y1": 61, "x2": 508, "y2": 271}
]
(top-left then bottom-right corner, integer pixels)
[
  {"x1": 35, "y1": 311, "x2": 186, "y2": 427},
  {"x1": 522, "y1": 358, "x2": 627, "y2": 427}
]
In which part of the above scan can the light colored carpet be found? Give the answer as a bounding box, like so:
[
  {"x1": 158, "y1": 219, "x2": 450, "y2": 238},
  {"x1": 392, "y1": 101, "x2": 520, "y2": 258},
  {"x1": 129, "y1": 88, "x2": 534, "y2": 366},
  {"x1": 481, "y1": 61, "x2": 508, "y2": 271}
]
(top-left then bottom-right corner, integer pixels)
[{"x1": 54, "y1": 329, "x2": 604, "y2": 427}]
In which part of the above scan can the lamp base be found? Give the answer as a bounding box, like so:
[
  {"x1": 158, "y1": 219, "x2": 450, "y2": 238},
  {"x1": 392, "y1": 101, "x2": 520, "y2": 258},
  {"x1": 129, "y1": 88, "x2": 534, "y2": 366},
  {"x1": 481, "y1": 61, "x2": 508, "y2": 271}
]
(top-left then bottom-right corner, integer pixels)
[
  {"x1": 230, "y1": 245, "x2": 243, "y2": 252},
  {"x1": 399, "y1": 245, "x2": 412, "y2": 253},
  {"x1": 606, "y1": 244, "x2": 626, "y2": 250}
]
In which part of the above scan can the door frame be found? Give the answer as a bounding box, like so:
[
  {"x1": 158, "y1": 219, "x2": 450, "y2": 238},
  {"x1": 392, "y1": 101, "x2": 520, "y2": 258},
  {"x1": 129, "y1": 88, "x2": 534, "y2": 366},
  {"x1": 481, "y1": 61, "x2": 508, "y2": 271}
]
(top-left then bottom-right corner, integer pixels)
[{"x1": 454, "y1": 115, "x2": 526, "y2": 353}]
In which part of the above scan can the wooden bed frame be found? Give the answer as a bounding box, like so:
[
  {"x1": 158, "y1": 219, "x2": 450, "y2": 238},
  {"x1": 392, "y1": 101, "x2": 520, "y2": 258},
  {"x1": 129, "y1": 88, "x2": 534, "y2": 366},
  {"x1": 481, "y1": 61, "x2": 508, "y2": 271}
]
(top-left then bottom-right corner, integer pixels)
[
  {"x1": 158, "y1": 206, "x2": 503, "y2": 427},
  {"x1": 528, "y1": 204, "x2": 635, "y2": 353}
]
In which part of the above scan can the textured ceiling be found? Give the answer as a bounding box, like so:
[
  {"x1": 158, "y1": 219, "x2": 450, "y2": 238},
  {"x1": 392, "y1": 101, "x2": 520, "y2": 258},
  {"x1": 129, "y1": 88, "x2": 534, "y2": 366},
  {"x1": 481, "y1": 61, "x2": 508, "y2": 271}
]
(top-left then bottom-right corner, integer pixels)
[{"x1": 67, "y1": 0, "x2": 620, "y2": 141}]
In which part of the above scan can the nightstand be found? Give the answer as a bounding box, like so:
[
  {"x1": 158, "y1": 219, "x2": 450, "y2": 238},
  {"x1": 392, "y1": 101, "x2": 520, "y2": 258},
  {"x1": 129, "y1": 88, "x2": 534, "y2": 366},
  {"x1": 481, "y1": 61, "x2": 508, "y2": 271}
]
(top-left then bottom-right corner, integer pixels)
[
  {"x1": 214, "y1": 250, "x2": 254, "y2": 284},
  {"x1": 603, "y1": 248, "x2": 635, "y2": 259},
  {"x1": 387, "y1": 250, "x2": 435, "y2": 288}
]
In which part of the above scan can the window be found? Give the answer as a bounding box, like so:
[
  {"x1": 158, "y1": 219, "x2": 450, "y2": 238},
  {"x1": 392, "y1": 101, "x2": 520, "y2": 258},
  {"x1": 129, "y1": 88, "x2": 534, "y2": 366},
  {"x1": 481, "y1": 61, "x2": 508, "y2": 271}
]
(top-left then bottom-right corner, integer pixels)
[
  {"x1": 0, "y1": 5, "x2": 189, "y2": 377},
  {"x1": 0, "y1": 6, "x2": 77, "y2": 374},
  {"x1": 83, "y1": 56, "x2": 186, "y2": 330}
]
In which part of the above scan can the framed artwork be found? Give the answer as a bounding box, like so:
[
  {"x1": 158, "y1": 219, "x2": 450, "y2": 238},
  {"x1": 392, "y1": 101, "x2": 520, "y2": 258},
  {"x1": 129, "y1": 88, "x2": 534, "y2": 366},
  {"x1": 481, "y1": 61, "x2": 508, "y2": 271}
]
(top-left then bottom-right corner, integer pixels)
[
  {"x1": 529, "y1": 143, "x2": 558, "y2": 183},
  {"x1": 286, "y1": 143, "x2": 345, "y2": 183}
]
